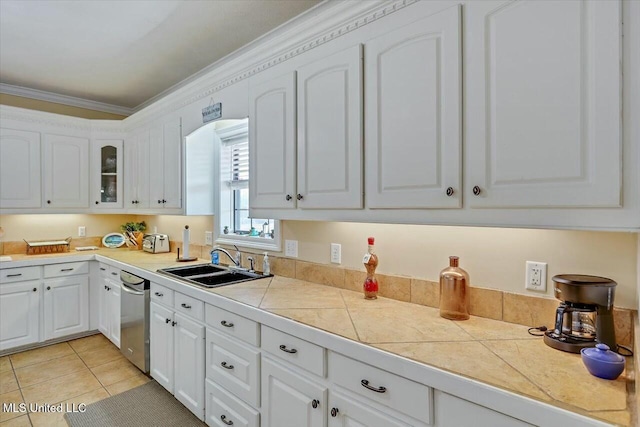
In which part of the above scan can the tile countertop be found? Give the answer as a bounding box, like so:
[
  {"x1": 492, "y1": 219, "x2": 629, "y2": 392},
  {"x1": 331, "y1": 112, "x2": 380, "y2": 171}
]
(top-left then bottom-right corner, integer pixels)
[{"x1": 1, "y1": 249, "x2": 634, "y2": 426}]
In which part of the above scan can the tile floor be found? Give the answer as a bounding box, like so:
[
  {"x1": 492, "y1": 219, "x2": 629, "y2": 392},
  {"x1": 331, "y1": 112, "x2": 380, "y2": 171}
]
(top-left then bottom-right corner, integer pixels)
[{"x1": 0, "y1": 334, "x2": 150, "y2": 427}]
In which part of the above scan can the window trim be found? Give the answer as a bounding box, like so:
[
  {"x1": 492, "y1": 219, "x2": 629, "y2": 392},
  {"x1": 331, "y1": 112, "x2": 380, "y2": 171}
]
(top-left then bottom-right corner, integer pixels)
[{"x1": 212, "y1": 118, "x2": 281, "y2": 252}]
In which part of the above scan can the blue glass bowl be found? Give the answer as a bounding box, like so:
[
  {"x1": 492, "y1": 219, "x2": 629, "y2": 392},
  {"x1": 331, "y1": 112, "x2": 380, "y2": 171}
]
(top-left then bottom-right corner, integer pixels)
[{"x1": 581, "y1": 344, "x2": 625, "y2": 380}]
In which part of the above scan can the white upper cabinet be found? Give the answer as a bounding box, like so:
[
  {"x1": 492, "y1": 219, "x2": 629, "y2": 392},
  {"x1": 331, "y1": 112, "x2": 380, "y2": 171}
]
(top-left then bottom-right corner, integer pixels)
[
  {"x1": 297, "y1": 45, "x2": 363, "y2": 209},
  {"x1": 465, "y1": 0, "x2": 622, "y2": 208},
  {"x1": 42, "y1": 134, "x2": 89, "y2": 208},
  {"x1": 125, "y1": 130, "x2": 151, "y2": 209},
  {"x1": 149, "y1": 117, "x2": 182, "y2": 209},
  {"x1": 249, "y1": 72, "x2": 297, "y2": 209},
  {"x1": 0, "y1": 128, "x2": 41, "y2": 208},
  {"x1": 91, "y1": 139, "x2": 123, "y2": 209},
  {"x1": 365, "y1": 6, "x2": 462, "y2": 209}
]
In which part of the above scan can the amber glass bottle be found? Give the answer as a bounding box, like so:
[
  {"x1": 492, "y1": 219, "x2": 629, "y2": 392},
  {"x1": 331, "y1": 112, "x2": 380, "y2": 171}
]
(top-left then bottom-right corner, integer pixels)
[
  {"x1": 363, "y1": 237, "x2": 379, "y2": 299},
  {"x1": 439, "y1": 256, "x2": 470, "y2": 320}
]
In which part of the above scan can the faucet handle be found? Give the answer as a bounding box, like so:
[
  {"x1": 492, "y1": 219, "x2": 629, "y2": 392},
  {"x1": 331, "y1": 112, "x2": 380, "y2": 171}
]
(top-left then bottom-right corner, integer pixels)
[{"x1": 233, "y1": 245, "x2": 241, "y2": 265}]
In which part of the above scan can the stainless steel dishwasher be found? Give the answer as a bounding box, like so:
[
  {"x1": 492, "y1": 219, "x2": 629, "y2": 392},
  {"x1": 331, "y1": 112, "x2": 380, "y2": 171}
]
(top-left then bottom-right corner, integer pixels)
[{"x1": 120, "y1": 271, "x2": 150, "y2": 373}]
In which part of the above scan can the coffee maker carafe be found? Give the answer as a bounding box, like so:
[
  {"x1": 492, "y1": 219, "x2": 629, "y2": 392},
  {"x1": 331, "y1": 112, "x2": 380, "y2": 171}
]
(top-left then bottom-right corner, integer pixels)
[{"x1": 543, "y1": 274, "x2": 616, "y2": 353}]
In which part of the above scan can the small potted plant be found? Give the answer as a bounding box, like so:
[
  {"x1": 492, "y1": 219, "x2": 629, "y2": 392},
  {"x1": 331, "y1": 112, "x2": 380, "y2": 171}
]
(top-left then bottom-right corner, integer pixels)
[{"x1": 120, "y1": 221, "x2": 146, "y2": 249}]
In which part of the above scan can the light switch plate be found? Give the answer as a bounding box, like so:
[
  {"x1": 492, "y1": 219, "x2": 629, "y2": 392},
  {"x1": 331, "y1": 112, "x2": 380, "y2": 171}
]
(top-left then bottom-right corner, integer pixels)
[
  {"x1": 330, "y1": 243, "x2": 341, "y2": 264},
  {"x1": 78, "y1": 226, "x2": 86, "y2": 237},
  {"x1": 205, "y1": 231, "x2": 213, "y2": 245},
  {"x1": 285, "y1": 240, "x2": 298, "y2": 258}
]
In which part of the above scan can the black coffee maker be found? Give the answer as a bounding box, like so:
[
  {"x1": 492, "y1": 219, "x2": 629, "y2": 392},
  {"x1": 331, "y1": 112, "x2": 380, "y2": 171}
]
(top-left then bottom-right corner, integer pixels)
[{"x1": 543, "y1": 274, "x2": 617, "y2": 353}]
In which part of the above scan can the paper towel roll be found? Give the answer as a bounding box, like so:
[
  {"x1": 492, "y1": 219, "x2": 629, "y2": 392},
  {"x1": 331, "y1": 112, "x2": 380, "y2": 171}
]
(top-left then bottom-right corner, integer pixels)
[{"x1": 182, "y1": 226, "x2": 190, "y2": 259}]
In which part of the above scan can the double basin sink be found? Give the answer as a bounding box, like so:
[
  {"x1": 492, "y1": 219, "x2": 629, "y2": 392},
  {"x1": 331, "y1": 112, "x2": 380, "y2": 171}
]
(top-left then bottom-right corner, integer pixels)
[{"x1": 158, "y1": 263, "x2": 269, "y2": 288}]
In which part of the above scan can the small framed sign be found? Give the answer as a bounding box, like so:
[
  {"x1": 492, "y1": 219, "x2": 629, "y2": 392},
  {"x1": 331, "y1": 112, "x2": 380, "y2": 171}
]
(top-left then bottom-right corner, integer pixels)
[{"x1": 202, "y1": 102, "x2": 222, "y2": 123}]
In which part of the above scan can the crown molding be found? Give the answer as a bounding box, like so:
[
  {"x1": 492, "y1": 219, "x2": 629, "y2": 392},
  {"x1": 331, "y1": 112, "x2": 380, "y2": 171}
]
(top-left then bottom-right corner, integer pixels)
[
  {"x1": 0, "y1": 104, "x2": 124, "y2": 133},
  {"x1": 0, "y1": 83, "x2": 133, "y2": 116},
  {"x1": 125, "y1": 0, "x2": 417, "y2": 126}
]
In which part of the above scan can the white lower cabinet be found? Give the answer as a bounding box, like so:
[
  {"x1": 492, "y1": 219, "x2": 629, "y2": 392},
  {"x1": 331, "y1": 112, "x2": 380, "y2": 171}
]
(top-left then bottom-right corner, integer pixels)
[
  {"x1": 206, "y1": 380, "x2": 260, "y2": 427},
  {"x1": 0, "y1": 280, "x2": 41, "y2": 351},
  {"x1": 261, "y1": 356, "x2": 327, "y2": 427},
  {"x1": 42, "y1": 275, "x2": 89, "y2": 340},
  {"x1": 432, "y1": 391, "x2": 533, "y2": 427},
  {"x1": 328, "y1": 390, "x2": 413, "y2": 427},
  {"x1": 98, "y1": 278, "x2": 121, "y2": 348},
  {"x1": 150, "y1": 298, "x2": 205, "y2": 421}
]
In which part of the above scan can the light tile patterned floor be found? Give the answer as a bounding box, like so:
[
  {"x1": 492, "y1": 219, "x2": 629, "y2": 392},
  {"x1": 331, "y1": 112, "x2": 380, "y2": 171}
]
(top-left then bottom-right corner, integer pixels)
[{"x1": 0, "y1": 334, "x2": 149, "y2": 426}]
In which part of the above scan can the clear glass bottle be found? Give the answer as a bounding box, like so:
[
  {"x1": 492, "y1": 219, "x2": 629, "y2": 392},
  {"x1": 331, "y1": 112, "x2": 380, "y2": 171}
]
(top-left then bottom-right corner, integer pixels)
[
  {"x1": 363, "y1": 237, "x2": 379, "y2": 299},
  {"x1": 439, "y1": 256, "x2": 470, "y2": 320}
]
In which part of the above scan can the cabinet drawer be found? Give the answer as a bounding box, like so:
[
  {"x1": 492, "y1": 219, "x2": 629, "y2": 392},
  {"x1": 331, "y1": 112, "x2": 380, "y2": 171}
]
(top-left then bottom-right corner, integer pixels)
[
  {"x1": 206, "y1": 380, "x2": 259, "y2": 427},
  {"x1": 262, "y1": 325, "x2": 325, "y2": 377},
  {"x1": 206, "y1": 328, "x2": 260, "y2": 407},
  {"x1": 44, "y1": 262, "x2": 89, "y2": 278},
  {"x1": 98, "y1": 263, "x2": 110, "y2": 277},
  {"x1": 206, "y1": 304, "x2": 260, "y2": 347},
  {"x1": 151, "y1": 283, "x2": 174, "y2": 307},
  {"x1": 174, "y1": 292, "x2": 204, "y2": 321},
  {"x1": 1, "y1": 266, "x2": 41, "y2": 283},
  {"x1": 328, "y1": 351, "x2": 432, "y2": 423}
]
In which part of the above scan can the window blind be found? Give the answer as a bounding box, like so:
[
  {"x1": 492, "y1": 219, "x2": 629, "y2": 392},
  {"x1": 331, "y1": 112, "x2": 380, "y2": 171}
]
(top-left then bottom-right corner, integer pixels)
[{"x1": 220, "y1": 129, "x2": 249, "y2": 190}]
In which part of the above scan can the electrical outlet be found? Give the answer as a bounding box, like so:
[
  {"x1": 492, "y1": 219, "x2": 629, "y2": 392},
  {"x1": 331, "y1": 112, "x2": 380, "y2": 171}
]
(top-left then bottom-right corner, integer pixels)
[
  {"x1": 78, "y1": 226, "x2": 86, "y2": 237},
  {"x1": 285, "y1": 240, "x2": 298, "y2": 258},
  {"x1": 205, "y1": 231, "x2": 213, "y2": 245},
  {"x1": 525, "y1": 261, "x2": 547, "y2": 291},
  {"x1": 330, "y1": 243, "x2": 341, "y2": 264}
]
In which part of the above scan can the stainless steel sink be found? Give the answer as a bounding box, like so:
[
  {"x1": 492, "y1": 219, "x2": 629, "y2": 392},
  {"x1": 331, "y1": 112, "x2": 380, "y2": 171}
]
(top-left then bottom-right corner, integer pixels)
[{"x1": 157, "y1": 263, "x2": 269, "y2": 288}]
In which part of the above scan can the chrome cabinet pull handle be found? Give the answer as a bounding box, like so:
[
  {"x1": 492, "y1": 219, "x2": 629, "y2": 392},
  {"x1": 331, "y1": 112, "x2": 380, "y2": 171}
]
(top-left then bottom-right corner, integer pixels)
[
  {"x1": 60, "y1": 268, "x2": 73, "y2": 272},
  {"x1": 6, "y1": 273, "x2": 22, "y2": 277},
  {"x1": 296, "y1": 194, "x2": 303, "y2": 200},
  {"x1": 220, "y1": 415, "x2": 233, "y2": 425},
  {"x1": 279, "y1": 344, "x2": 297, "y2": 354},
  {"x1": 285, "y1": 194, "x2": 292, "y2": 201},
  {"x1": 181, "y1": 303, "x2": 191, "y2": 309},
  {"x1": 155, "y1": 292, "x2": 163, "y2": 297},
  {"x1": 361, "y1": 379, "x2": 386, "y2": 393},
  {"x1": 331, "y1": 408, "x2": 339, "y2": 417},
  {"x1": 472, "y1": 186, "x2": 481, "y2": 196},
  {"x1": 311, "y1": 399, "x2": 319, "y2": 409},
  {"x1": 220, "y1": 361, "x2": 234, "y2": 370},
  {"x1": 220, "y1": 320, "x2": 234, "y2": 328}
]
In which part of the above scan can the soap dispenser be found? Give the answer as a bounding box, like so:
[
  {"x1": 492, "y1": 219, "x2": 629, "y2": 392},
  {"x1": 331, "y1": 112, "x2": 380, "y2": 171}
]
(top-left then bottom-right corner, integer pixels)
[{"x1": 263, "y1": 252, "x2": 270, "y2": 276}]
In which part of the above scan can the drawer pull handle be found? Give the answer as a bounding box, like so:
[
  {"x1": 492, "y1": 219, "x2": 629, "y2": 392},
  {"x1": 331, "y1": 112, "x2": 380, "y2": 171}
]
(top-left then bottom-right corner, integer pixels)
[
  {"x1": 220, "y1": 361, "x2": 234, "y2": 370},
  {"x1": 60, "y1": 268, "x2": 74, "y2": 272},
  {"x1": 111, "y1": 272, "x2": 118, "y2": 276},
  {"x1": 331, "y1": 408, "x2": 339, "y2": 417},
  {"x1": 181, "y1": 303, "x2": 192, "y2": 309},
  {"x1": 172, "y1": 321, "x2": 177, "y2": 327},
  {"x1": 361, "y1": 379, "x2": 387, "y2": 393},
  {"x1": 7, "y1": 273, "x2": 23, "y2": 277},
  {"x1": 100, "y1": 268, "x2": 106, "y2": 271},
  {"x1": 311, "y1": 399, "x2": 319, "y2": 409},
  {"x1": 279, "y1": 344, "x2": 297, "y2": 354},
  {"x1": 220, "y1": 320, "x2": 234, "y2": 328},
  {"x1": 220, "y1": 415, "x2": 233, "y2": 425},
  {"x1": 165, "y1": 318, "x2": 171, "y2": 324},
  {"x1": 155, "y1": 292, "x2": 163, "y2": 297}
]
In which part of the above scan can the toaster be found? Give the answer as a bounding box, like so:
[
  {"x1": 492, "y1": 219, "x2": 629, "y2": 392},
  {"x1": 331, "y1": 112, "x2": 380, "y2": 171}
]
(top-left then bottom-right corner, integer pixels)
[{"x1": 142, "y1": 234, "x2": 170, "y2": 253}]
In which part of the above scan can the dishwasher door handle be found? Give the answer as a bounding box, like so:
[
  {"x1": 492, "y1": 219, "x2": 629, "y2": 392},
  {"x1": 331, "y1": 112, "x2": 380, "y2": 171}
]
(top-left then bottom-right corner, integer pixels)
[{"x1": 121, "y1": 284, "x2": 144, "y2": 296}]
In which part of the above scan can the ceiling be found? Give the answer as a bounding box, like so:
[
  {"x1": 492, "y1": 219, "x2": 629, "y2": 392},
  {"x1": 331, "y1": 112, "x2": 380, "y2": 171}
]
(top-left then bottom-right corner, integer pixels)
[{"x1": 0, "y1": 0, "x2": 321, "y2": 112}]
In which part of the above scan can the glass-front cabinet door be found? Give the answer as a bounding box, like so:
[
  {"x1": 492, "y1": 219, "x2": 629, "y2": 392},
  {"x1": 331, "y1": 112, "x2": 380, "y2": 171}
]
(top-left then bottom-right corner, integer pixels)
[{"x1": 91, "y1": 139, "x2": 123, "y2": 209}]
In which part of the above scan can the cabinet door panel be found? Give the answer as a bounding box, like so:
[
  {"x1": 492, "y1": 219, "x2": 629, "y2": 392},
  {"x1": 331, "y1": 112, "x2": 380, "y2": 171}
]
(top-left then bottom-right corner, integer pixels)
[
  {"x1": 466, "y1": 0, "x2": 621, "y2": 207},
  {"x1": 125, "y1": 131, "x2": 150, "y2": 209},
  {"x1": 0, "y1": 128, "x2": 41, "y2": 208},
  {"x1": 433, "y1": 391, "x2": 533, "y2": 426},
  {"x1": 162, "y1": 118, "x2": 182, "y2": 208},
  {"x1": 0, "y1": 281, "x2": 40, "y2": 351},
  {"x1": 98, "y1": 281, "x2": 109, "y2": 338},
  {"x1": 43, "y1": 134, "x2": 89, "y2": 208},
  {"x1": 366, "y1": 6, "x2": 461, "y2": 208},
  {"x1": 91, "y1": 139, "x2": 123, "y2": 209},
  {"x1": 297, "y1": 45, "x2": 362, "y2": 209},
  {"x1": 150, "y1": 302, "x2": 174, "y2": 393},
  {"x1": 249, "y1": 72, "x2": 297, "y2": 209},
  {"x1": 262, "y1": 357, "x2": 326, "y2": 427},
  {"x1": 174, "y1": 312, "x2": 205, "y2": 420},
  {"x1": 43, "y1": 276, "x2": 89, "y2": 340},
  {"x1": 109, "y1": 282, "x2": 121, "y2": 348},
  {"x1": 328, "y1": 391, "x2": 413, "y2": 427}
]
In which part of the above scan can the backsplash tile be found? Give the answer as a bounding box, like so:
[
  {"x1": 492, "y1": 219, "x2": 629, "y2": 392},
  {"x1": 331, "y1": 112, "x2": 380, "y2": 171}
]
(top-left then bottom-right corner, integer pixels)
[
  {"x1": 344, "y1": 269, "x2": 366, "y2": 293},
  {"x1": 613, "y1": 308, "x2": 633, "y2": 347},
  {"x1": 296, "y1": 260, "x2": 345, "y2": 288},
  {"x1": 410, "y1": 279, "x2": 439, "y2": 308},
  {"x1": 377, "y1": 273, "x2": 411, "y2": 302},
  {"x1": 503, "y1": 293, "x2": 558, "y2": 328},
  {"x1": 270, "y1": 257, "x2": 296, "y2": 278},
  {"x1": 470, "y1": 287, "x2": 503, "y2": 320}
]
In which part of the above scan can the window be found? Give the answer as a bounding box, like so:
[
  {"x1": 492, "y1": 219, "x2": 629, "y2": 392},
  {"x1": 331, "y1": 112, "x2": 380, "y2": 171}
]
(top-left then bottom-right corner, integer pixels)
[{"x1": 214, "y1": 119, "x2": 280, "y2": 251}]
